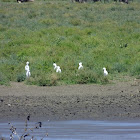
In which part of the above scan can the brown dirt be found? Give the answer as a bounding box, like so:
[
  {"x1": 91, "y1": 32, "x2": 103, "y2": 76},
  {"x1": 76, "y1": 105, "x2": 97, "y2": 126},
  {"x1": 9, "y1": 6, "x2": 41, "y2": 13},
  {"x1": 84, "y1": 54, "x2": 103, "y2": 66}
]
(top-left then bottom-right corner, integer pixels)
[{"x1": 0, "y1": 81, "x2": 140, "y2": 122}]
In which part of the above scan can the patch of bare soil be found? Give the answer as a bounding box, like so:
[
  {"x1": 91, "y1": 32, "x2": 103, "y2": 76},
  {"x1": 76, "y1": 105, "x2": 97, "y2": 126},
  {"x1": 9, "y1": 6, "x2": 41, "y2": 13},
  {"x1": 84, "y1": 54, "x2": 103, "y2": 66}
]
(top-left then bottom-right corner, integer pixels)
[{"x1": 0, "y1": 81, "x2": 140, "y2": 122}]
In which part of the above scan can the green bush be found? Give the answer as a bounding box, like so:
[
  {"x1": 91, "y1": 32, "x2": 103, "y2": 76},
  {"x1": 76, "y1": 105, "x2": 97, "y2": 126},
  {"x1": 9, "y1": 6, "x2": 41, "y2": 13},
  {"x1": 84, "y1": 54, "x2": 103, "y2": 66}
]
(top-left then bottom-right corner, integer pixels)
[
  {"x1": 130, "y1": 63, "x2": 140, "y2": 76},
  {"x1": 112, "y1": 63, "x2": 127, "y2": 73},
  {"x1": 25, "y1": 72, "x2": 60, "y2": 86},
  {"x1": 36, "y1": 76, "x2": 50, "y2": 86},
  {"x1": 40, "y1": 19, "x2": 56, "y2": 26},
  {"x1": 0, "y1": 72, "x2": 9, "y2": 85},
  {"x1": 69, "y1": 19, "x2": 81, "y2": 26},
  {"x1": 17, "y1": 73, "x2": 26, "y2": 82},
  {"x1": 50, "y1": 73, "x2": 59, "y2": 86},
  {"x1": 59, "y1": 68, "x2": 109, "y2": 85},
  {"x1": 76, "y1": 69, "x2": 99, "y2": 84}
]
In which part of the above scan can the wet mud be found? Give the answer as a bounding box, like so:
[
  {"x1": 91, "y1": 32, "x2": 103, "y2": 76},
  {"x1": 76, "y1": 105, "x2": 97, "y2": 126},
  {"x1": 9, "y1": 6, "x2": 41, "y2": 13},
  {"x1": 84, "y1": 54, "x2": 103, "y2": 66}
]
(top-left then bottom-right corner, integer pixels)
[{"x1": 0, "y1": 82, "x2": 140, "y2": 122}]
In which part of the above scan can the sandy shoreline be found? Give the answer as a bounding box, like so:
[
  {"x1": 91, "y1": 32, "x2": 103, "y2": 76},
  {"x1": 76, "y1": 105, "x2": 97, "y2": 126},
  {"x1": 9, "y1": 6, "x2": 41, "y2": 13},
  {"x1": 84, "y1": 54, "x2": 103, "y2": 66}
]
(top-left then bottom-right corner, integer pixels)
[{"x1": 0, "y1": 81, "x2": 140, "y2": 122}]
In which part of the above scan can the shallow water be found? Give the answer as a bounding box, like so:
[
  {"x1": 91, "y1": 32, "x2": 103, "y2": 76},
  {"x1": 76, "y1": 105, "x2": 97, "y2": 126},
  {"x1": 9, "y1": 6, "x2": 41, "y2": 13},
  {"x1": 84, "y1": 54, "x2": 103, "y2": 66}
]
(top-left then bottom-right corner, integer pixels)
[{"x1": 1, "y1": 120, "x2": 140, "y2": 140}]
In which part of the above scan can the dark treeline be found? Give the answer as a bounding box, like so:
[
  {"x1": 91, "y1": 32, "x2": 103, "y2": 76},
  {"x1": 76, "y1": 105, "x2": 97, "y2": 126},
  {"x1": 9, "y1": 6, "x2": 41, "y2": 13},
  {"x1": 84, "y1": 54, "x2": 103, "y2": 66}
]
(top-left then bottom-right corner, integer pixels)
[
  {"x1": 16, "y1": 0, "x2": 133, "y2": 3},
  {"x1": 17, "y1": 0, "x2": 34, "y2": 3},
  {"x1": 72, "y1": 0, "x2": 133, "y2": 4}
]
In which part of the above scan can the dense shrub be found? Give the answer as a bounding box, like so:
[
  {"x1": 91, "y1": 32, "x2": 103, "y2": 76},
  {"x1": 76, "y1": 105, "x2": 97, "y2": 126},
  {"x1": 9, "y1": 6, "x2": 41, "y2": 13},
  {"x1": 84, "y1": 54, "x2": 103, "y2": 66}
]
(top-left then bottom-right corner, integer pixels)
[
  {"x1": 75, "y1": 69, "x2": 99, "y2": 84},
  {"x1": 130, "y1": 63, "x2": 140, "y2": 76},
  {"x1": 112, "y1": 63, "x2": 127, "y2": 73},
  {"x1": 0, "y1": 72, "x2": 9, "y2": 85},
  {"x1": 17, "y1": 73, "x2": 26, "y2": 82}
]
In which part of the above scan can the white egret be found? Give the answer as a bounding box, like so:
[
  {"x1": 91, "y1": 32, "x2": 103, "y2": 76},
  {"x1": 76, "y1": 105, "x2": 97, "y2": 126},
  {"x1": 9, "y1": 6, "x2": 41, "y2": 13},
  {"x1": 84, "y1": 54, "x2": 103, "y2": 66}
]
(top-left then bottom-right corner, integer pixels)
[
  {"x1": 103, "y1": 67, "x2": 108, "y2": 76},
  {"x1": 25, "y1": 61, "x2": 31, "y2": 78},
  {"x1": 56, "y1": 66, "x2": 61, "y2": 73},
  {"x1": 78, "y1": 62, "x2": 83, "y2": 70}
]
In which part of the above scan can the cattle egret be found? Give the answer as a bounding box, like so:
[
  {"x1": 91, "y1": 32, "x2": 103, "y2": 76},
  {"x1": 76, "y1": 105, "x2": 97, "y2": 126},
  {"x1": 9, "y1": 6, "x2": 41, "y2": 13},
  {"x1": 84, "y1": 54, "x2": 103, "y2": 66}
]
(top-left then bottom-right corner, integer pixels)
[
  {"x1": 78, "y1": 62, "x2": 83, "y2": 70},
  {"x1": 25, "y1": 61, "x2": 31, "y2": 78},
  {"x1": 8, "y1": 104, "x2": 11, "y2": 107},
  {"x1": 56, "y1": 66, "x2": 61, "y2": 73},
  {"x1": 103, "y1": 67, "x2": 108, "y2": 76},
  {"x1": 53, "y1": 63, "x2": 57, "y2": 70}
]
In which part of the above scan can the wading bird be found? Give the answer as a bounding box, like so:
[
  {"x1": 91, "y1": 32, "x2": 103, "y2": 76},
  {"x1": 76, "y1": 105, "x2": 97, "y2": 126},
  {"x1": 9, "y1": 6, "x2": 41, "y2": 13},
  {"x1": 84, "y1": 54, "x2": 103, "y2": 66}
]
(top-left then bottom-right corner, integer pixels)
[
  {"x1": 78, "y1": 62, "x2": 83, "y2": 70},
  {"x1": 56, "y1": 66, "x2": 61, "y2": 73},
  {"x1": 103, "y1": 67, "x2": 108, "y2": 76},
  {"x1": 25, "y1": 61, "x2": 31, "y2": 78},
  {"x1": 53, "y1": 63, "x2": 57, "y2": 70}
]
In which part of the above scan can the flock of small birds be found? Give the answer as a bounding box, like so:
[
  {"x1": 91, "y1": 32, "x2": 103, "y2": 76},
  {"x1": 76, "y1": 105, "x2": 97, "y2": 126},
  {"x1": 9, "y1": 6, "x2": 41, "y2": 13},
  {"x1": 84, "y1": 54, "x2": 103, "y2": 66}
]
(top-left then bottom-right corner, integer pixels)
[{"x1": 25, "y1": 61, "x2": 108, "y2": 78}]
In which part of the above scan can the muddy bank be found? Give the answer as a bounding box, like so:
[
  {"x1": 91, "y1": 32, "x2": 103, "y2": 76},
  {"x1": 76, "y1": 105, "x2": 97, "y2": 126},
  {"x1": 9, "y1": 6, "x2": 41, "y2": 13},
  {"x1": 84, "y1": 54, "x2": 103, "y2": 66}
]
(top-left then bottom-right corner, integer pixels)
[{"x1": 0, "y1": 82, "x2": 140, "y2": 122}]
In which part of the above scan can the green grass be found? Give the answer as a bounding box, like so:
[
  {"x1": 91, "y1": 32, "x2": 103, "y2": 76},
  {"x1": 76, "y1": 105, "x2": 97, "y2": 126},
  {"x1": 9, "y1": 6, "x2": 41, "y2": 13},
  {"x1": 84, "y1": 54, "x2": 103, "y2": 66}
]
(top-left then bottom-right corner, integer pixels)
[{"x1": 0, "y1": 0, "x2": 140, "y2": 86}]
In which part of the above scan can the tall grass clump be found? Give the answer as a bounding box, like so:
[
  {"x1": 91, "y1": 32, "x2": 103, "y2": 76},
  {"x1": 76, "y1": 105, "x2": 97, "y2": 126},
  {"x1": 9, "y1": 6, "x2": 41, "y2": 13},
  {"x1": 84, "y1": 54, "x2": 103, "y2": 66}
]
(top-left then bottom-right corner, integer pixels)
[
  {"x1": 0, "y1": 0, "x2": 140, "y2": 85},
  {"x1": 0, "y1": 72, "x2": 9, "y2": 85},
  {"x1": 112, "y1": 62, "x2": 127, "y2": 73},
  {"x1": 130, "y1": 62, "x2": 140, "y2": 76}
]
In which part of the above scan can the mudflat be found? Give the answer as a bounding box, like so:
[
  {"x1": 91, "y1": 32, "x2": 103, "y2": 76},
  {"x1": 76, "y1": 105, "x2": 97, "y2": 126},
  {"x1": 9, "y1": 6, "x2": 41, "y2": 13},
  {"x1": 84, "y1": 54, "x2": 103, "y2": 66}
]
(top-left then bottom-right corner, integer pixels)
[{"x1": 0, "y1": 81, "x2": 140, "y2": 122}]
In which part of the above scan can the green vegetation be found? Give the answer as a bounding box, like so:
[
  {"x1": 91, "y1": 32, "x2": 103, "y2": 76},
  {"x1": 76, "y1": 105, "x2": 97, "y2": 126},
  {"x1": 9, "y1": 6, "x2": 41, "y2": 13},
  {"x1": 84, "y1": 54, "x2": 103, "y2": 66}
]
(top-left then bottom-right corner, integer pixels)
[{"x1": 0, "y1": 0, "x2": 140, "y2": 86}]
